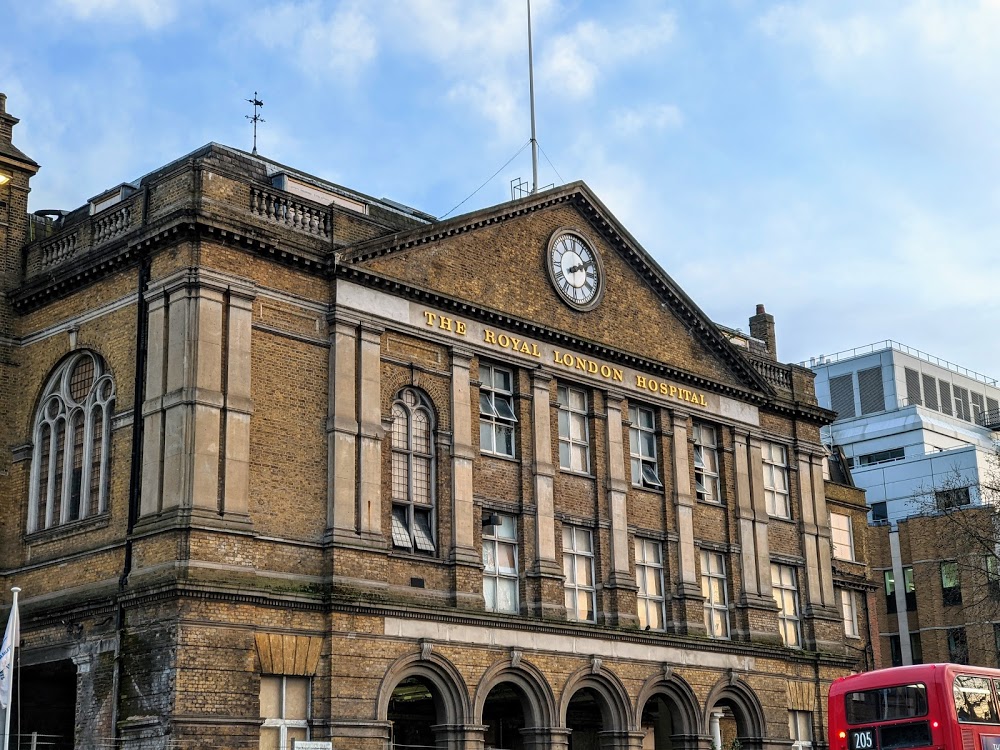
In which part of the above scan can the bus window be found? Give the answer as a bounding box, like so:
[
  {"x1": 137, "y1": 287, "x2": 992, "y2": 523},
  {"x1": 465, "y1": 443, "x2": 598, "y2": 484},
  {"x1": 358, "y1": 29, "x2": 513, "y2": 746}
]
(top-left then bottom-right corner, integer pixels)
[
  {"x1": 953, "y1": 676, "x2": 999, "y2": 723},
  {"x1": 846, "y1": 685, "x2": 928, "y2": 725}
]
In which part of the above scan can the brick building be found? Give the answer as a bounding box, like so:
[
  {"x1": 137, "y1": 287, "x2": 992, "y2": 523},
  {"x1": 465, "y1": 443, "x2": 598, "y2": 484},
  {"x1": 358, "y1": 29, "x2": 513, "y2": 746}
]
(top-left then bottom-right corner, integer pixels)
[{"x1": 0, "y1": 93, "x2": 872, "y2": 750}]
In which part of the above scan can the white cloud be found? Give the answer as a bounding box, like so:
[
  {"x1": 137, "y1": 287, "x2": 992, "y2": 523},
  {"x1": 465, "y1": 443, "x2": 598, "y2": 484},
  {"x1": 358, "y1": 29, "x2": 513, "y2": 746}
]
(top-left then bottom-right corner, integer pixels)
[
  {"x1": 612, "y1": 104, "x2": 683, "y2": 136},
  {"x1": 54, "y1": 0, "x2": 179, "y2": 29},
  {"x1": 540, "y1": 13, "x2": 677, "y2": 99},
  {"x1": 242, "y1": 1, "x2": 377, "y2": 84}
]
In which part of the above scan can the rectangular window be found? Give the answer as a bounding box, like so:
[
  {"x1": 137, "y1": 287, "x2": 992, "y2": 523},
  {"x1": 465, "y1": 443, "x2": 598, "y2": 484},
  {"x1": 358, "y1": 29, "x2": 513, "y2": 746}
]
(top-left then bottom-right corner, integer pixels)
[
  {"x1": 702, "y1": 550, "x2": 730, "y2": 639},
  {"x1": 830, "y1": 512, "x2": 855, "y2": 561},
  {"x1": 479, "y1": 363, "x2": 517, "y2": 457},
  {"x1": 855, "y1": 447, "x2": 904, "y2": 466},
  {"x1": 888, "y1": 634, "x2": 902, "y2": 667},
  {"x1": 935, "y1": 486, "x2": 971, "y2": 510},
  {"x1": 838, "y1": 588, "x2": 859, "y2": 638},
  {"x1": 988, "y1": 555, "x2": 1000, "y2": 598},
  {"x1": 953, "y1": 675, "x2": 997, "y2": 722},
  {"x1": 693, "y1": 423, "x2": 721, "y2": 503},
  {"x1": 789, "y1": 711, "x2": 813, "y2": 750},
  {"x1": 635, "y1": 538, "x2": 664, "y2": 630},
  {"x1": 910, "y1": 632, "x2": 923, "y2": 665},
  {"x1": 483, "y1": 514, "x2": 518, "y2": 614},
  {"x1": 629, "y1": 405, "x2": 661, "y2": 488},
  {"x1": 260, "y1": 675, "x2": 310, "y2": 750},
  {"x1": 904, "y1": 566, "x2": 916, "y2": 610},
  {"x1": 763, "y1": 442, "x2": 791, "y2": 519},
  {"x1": 941, "y1": 561, "x2": 962, "y2": 606},
  {"x1": 948, "y1": 627, "x2": 969, "y2": 664},
  {"x1": 558, "y1": 385, "x2": 590, "y2": 473},
  {"x1": 771, "y1": 563, "x2": 801, "y2": 647},
  {"x1": 563, "y1": 526, "x2": 595, "y2": 622},
  {"x1": 871, "y1": 502, "x2": 888, "y2": 522}
]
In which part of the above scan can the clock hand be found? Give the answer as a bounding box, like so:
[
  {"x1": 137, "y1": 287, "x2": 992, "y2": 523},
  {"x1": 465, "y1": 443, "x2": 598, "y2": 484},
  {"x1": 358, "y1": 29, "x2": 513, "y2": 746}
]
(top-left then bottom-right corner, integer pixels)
[{"x1": 567, "y1": 260, "x2": 594, "y2": 274}]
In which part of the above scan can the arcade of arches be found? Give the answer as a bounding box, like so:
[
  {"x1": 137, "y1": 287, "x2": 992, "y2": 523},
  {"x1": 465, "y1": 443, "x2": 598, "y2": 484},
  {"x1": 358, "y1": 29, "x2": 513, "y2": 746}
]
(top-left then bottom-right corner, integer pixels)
[{"x1": 379, "y1": 653, "x2": 777, "y2": 750}]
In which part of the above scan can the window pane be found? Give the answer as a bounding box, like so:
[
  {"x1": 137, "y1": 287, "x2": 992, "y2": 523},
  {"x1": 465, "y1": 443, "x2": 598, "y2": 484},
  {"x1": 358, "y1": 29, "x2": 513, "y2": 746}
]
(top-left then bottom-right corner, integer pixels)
[
  {"x1": 647, "y1": 602, "x2": 662, "y2": 630},
  {"x1": 578, "y1": 590, "x2": 593, "y2": 621},
  {"x1": 498, "y1": 578, "x2": 517, "y2": 613},
  {"x1": 497, "y1": 543, "x2": 516, "y2": 574},
  {"x1": 495, "y1": 397, "x2": 517, "y2": 421},
  {"x1": 496, "y1": 425, "x2": 514, "y2": 455},
  {"x1": 558, "y1": 410, "x2": 570, "y2": 437},
  {"x1": 577, "y1": 556, "x2": 592, "y2": 586},
  {"x1": 641, "y1": 432, "x2": 655, "y2": 458},
  {"x1": 570, "y1": 413, "x2": 586, "y2": 441},
  {"x1": 563, "y1": 553, "x2": 576, "y2": 583},
  {"x1": 484, "y1": 576, "x2": 497, "y2": 607},
  {"x1": 480, "y1": 421, "x2": 493, "y2": 451},
  {"x1": 575, "y1": 528, "x2": 592, "y2": 552},
  {"x1": 570, "y1": 389, "x2": 586, "y2": 411},
  {"x1": 285, "y1": 677, "x2": 309, "y2": 720},
  {"x1": 260, "y1": 676, "x2": 280, "y2": 718},
  {"x1": 480, "y1": 391, "x2": 498, "y2": 417},
  {"x1": 260, "y1": 727, "x2": 280, "y2": 750},
  {"x1": 646, "y1": 568, "x2": 662, "y2": 597},
  {"x1": 559, "y1": 441, "x2": 571, "y2": 468},
  {"x1": 483, "y1": 542, "x2": 497, "y2": 571},
  {"x1": 572, "y1": 444, "x2": 588, "y2": 471}
]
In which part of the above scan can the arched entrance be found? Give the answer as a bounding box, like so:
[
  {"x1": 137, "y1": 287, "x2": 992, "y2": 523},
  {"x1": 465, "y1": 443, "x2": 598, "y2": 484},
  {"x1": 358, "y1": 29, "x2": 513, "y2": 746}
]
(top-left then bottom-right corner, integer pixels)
[
  {"x1": 705, "y1": 681, "x2": 765, "y2": 750},
  {"x1": 388, "y1": 675, "x2": 441, "y2": 750},
  {"x1": 635, "y1": 675, "x2": 701, "y2": 750},
  {"x1": 567, "y1": 688, "x2": 607, "y2": 750},
  {"x1": 483, "y1": 682, "x2": 529, "y2": 750}
]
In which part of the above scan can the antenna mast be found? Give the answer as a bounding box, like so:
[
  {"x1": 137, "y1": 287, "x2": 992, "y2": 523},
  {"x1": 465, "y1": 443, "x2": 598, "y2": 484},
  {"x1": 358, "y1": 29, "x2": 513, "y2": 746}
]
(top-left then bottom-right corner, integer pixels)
[
  {"x1": 245, "y1": 92, "x2": 265, "y2": 155},
  {"x1": 526, "y1": 0, "x2": 539, "y2": 194}
]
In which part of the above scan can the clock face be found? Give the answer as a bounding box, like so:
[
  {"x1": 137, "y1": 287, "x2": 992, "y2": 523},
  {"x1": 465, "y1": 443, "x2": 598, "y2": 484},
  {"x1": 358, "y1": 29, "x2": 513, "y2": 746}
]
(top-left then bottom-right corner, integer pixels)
[{"x1": 547, "y1": 231, "x2": 603, "y2": 310}]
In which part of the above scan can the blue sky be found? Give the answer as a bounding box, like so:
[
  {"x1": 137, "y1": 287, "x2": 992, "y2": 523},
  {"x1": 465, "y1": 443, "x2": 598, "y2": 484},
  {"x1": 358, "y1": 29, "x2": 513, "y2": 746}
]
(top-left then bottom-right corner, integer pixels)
[{"x1": 4, "y1": 0, "x2": 1000, "y2": 380}]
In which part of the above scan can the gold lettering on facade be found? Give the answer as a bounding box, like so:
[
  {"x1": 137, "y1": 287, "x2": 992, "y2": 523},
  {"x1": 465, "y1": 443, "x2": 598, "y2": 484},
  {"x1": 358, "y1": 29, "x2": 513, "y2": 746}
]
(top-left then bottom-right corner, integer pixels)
[
  {"x1": 635, "y1": 375, "x2": 708, "y2": 407},
  {"x1": 424, "y1": 310, "x2": 466, "y2": 336},
  {"x1": 422, "y1": 310, "x2": 706, "y2": 407}
]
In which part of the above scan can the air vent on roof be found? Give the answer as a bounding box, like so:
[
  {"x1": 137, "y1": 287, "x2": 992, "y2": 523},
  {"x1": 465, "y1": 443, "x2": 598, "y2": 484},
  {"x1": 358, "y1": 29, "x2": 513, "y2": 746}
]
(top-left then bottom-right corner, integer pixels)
[
  {"x1": 923, "y1": 374, "x2": 939, "y2": 411},
  {"x1": 858, "y1": 366, "x2": 885, "y2": 415},
  {"x1": 904, "y1": 368, "x2": 922, "y2": 407},
  {"x1": 939, "y1": 381, "x2": 953, "y2": 416},
  {"x1": 829, "y1": 374, "x2": 856, "y2": 420},
  {"x1": 954, "y1": 386, "x2": 971, "y2": 421}
]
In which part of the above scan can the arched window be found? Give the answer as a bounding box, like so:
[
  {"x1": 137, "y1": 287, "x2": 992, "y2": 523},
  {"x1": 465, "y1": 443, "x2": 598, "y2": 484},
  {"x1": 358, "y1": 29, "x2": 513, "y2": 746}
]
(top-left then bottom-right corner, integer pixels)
[
  {"x1": 390, "y1": 388, "x2": 436, "y2": 555},
  {"x1": 28, "y1": 351, "x2": 115, "y2": 532}
]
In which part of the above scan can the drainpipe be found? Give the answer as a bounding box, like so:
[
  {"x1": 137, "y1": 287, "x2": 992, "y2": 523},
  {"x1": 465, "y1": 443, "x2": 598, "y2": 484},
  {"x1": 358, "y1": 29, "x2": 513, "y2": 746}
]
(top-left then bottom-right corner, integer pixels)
[{"x1": 112, "y1": 185, "x2": 151, "y2": 744}]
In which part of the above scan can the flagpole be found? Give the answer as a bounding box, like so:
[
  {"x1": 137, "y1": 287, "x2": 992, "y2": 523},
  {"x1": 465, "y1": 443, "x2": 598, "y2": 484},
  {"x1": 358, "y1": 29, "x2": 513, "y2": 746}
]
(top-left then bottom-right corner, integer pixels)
[{"x1": 2, "y1": 587, "x2": 20, "y2": 750}]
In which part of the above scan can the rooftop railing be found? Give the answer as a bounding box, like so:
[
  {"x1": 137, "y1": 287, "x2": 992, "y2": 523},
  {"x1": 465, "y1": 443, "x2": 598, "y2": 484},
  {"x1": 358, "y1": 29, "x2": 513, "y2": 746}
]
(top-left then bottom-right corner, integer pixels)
[{"x1": 800, "y1": 340, "x2": 998, "y2": 387}]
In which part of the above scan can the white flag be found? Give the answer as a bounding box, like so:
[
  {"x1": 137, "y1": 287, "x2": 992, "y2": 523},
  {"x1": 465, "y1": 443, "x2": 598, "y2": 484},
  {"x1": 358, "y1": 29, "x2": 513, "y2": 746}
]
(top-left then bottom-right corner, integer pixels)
[{"x1": 0, "y1": 596, "x2": 18, "y2": 710}]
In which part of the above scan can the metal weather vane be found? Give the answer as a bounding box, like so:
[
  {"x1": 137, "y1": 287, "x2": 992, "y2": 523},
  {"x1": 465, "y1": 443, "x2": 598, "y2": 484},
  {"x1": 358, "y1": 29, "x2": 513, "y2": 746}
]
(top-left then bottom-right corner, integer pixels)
[{"x1": 246, "y1": 92, "x2": 264, "y2": 155}]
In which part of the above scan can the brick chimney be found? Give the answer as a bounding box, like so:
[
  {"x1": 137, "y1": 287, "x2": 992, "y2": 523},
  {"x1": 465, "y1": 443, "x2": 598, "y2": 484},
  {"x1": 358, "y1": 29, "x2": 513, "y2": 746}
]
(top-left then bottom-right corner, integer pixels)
[{"x1": 749, "y1": 303, "x2": 777, "y2": 360}]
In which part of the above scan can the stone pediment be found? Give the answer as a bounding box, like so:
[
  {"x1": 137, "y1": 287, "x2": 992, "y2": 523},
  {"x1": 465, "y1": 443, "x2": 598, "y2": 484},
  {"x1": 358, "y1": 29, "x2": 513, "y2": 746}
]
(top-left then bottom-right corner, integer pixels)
[{"x1": 340, "y1": 182, "x2": 772, "y2": 398}]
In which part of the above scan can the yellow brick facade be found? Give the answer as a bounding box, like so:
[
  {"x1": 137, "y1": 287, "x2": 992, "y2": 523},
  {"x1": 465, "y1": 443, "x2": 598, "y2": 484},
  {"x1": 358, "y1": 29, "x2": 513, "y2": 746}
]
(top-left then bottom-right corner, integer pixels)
[{"x1": 0, "y1": 95, "x2": 872, "y2": 750}]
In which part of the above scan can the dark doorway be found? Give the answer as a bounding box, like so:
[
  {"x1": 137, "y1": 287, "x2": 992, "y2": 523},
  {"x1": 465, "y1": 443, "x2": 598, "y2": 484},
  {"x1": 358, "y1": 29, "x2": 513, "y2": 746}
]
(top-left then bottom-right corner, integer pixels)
[
  {"x1": 483, "y1": 682, "x2": 528, "y2": 750},
  {"x1": 566, "y1": 688, "x2": 605, "y2": 750},
  {"x1": 10, "y1": 659, "x2": 76, "y2": 750},
  {"x1": 389, "y1": 676, "x2": 441, "y2": 750},
  {"x1": 640, "y1": 695, "x2": 676, "y2": 750}
]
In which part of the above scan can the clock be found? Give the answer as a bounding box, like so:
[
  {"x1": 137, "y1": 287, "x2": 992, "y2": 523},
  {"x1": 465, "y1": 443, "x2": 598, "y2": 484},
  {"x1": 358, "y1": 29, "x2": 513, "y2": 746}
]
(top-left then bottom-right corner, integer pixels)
[{"x1": 546, "y1": 230, "x2": 604, "y2": 310}]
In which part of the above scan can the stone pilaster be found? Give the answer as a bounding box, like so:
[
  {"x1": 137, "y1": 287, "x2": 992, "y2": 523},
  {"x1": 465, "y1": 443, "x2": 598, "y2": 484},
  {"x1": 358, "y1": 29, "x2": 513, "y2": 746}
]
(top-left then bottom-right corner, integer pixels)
[
  {"x1": 670, "y1": 410, "x2": 703, "y2": 634},
  {"x1": 603, "y1": 390, "x2": 638, "y2": 626},
  {"x1": 327, "y1": 312, "x2": 360, "y2": 538},
  {"x1": 357, "y1": 322, "x2": 384, "y2": 539},
  {"x1": 138, "y1": 268, "x2": 255, "y2": 526},
  {"x1": 527, "y1": 370, "x2": 564, "y2": 619}
]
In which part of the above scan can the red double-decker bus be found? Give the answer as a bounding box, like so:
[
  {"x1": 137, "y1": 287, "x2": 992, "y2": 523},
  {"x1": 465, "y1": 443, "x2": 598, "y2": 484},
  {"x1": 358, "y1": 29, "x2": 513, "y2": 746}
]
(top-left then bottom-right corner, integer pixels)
[{"x1": 829, "y1": 664, "x2": 1000, "y2": 750}]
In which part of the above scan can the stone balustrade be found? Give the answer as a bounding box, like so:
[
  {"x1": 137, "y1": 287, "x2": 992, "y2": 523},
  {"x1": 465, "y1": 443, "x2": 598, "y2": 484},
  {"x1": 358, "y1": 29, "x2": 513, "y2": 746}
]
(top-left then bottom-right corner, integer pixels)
[{"x1": 251, "y1": 187, "x2": 331, "y2": 239}]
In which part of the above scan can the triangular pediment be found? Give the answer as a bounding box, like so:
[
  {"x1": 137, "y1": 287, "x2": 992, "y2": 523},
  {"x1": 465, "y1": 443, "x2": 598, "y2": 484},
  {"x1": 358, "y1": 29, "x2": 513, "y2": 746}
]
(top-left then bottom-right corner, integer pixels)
[{"x1": 340, "y1": 182, "x2": 772, "y2": 398}]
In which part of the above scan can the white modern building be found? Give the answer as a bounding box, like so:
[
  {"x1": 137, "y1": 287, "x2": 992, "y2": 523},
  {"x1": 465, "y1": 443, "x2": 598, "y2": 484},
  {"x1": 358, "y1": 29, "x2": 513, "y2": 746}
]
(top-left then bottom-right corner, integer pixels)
[{"x1": 807, "y1": 341, "x2": 1000, "y2": 523}]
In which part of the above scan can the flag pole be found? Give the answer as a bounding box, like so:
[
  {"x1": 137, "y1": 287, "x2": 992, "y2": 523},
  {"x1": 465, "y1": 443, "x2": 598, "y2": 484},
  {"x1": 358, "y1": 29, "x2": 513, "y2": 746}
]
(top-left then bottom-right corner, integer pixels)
[{"x1": 1, "y1": 587, "x2": 20, "y2": 750}]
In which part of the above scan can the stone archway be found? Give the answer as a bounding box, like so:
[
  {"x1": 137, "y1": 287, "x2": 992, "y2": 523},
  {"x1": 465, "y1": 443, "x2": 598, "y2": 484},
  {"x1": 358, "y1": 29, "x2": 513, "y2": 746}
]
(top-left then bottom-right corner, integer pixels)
[
  {"x1": 704, "y1": 677, "x2": 766, "y2": 750},
  {"x1": 378, "y1": 650, "x2": 470, "y2": 750},
  {"x1": 475, "y1": 657, "x2": 556, "y2": 750},
  {"x1": 560, "y1": 665, "x2": 633, "y2": 750},
  {"x1": 635, "y1": 673, "x2": 702, "y2": 750}
]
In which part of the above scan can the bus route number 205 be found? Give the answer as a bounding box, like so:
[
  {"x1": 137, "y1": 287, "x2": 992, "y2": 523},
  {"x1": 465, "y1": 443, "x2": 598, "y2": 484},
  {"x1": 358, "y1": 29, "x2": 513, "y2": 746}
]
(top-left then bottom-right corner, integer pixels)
[{"x1": 850, "y1": 730, "x2": 876, "y2": 750}]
